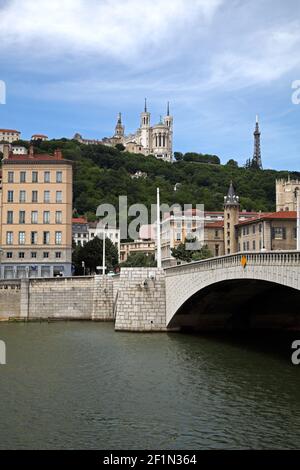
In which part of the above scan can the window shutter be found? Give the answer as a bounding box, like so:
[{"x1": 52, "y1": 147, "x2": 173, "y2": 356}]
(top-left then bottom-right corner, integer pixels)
[
  {"x1": 271, "y1": 227, "x2": 275, "y2": 239},
  {"x1": 283, "y1": 227, "x2": 286, "y2": 240}
]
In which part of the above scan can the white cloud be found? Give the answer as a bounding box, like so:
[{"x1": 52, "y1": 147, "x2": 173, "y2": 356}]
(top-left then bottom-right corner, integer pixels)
[{"x1": 0, "y1": 0, "x2": 223, "y2": 61}]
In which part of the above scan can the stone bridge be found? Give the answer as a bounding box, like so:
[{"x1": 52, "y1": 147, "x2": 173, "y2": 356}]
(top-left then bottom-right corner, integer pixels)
[{"x1": 165, "y1": 251, "x2": 300, "y2": 331}]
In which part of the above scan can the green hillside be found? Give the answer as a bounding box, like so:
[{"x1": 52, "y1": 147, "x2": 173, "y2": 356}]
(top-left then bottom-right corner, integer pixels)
[{"x1": 13, "y1": 139, "x2": 300, "y2": 219}]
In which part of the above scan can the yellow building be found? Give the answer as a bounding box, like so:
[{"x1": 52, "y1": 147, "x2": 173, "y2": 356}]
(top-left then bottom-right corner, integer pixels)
[{"x1": 1, "y1": 145, "x2": 73, "y2": 278}]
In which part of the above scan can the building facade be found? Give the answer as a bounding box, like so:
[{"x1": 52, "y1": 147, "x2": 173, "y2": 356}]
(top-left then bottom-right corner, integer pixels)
[
  {"x1": 88, "y1": 223, "x2": 120, "y2": 261},
  {"x1": 0, "y1": 129, "x2": 21, "y2": 144},
  {"x1": 276, "y1": 177, "x2": 300, "y2": 212},
  {"x1": 120, "y1": 240, "x2": 155, "y2": 263},
  {"x1": 72, "y1": 217, "x2": 89, "y2": 247},
  {"x1": 1, "y1": 146, "x2": 73, "y2": 278}
]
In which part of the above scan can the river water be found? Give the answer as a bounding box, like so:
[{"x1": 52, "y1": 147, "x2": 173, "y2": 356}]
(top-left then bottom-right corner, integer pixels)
[{"x1": 0, "y1": 322, "x2": 299, "y2": 449}]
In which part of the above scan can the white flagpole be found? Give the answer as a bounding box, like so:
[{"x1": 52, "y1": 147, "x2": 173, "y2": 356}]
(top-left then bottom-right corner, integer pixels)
[{"x1": 157, "y1": 188, "x2": 162, "y2": 269}]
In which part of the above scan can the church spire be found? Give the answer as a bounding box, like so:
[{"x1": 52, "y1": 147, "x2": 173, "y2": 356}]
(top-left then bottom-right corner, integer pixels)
[
  {"x1": 252, "y1": 115, "x2": 262, "y2": 169},
  {"x1": 224, "y1": 181, "x2": 239, "y2": 206}
]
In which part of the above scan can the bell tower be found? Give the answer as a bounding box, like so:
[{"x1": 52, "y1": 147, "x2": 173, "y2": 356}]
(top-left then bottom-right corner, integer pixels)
[
  {"x1": 114, "y1": 112, "x2": 125, "y2": 138},
  {"x1": 140, "y1": 98, "x2": 151, "y2": 151},
  {"x1": 224, "y1": 182, "x2": 240, "y2": 255}
]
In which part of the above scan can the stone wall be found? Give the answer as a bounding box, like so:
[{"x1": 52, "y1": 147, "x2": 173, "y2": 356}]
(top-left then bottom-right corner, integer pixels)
[
  {"x1": 0, "y1": 280, "x2": 21, "y2": 320},
  {"x1": 114, "y1": 268, "x2": 167, "y2": 331}
]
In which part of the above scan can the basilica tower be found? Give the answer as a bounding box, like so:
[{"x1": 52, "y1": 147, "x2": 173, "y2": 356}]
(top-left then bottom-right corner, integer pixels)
[
  {"x1": 114, "y1": 112, "x2": 125, "y2": 138},
  {"x1": 140, "y1": 98, "x2": 151, "y2": 151}
]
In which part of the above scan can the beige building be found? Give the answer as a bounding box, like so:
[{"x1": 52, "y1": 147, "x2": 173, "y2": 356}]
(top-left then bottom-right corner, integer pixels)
[
  {"x1": 31, "y1": 134, "x2": 48, "y2": 142},
  {"x1": 0, "y1": 129, "x2": 21, "y2": 143},
  {"x1": 120, "y1": 240, "x2": 155, "y2": 263},
  {"x1": 1, "y1": 145, "x2": 73, "y2": 278},
  {"x1": 237, "y1": 211, "x2": 296, "y2": 252},
  {"x1": 276, "y1": 177, "x2": 300, "y2": 212}
]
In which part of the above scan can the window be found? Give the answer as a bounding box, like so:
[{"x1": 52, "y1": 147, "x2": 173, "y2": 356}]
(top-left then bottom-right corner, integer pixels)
[
  {"x1": 252, "y1": 225, "x2": 256, "y2": 234},
  {"x1": 43, "y1": 211, "x2": 50, "y2": 224},
  {"x1": 32, "y1": 171, "x2": 38, "y2": 183},
  {"x1": 31, "y1": 211, "x2": 38, "y2": 224},
  {"x1": 44, "y1": 191, "x2": 50, "y2": 203},
  {"x1": 31, "y1": 232, "x2": 38, "y2": 245},
  {"x1": 6, "y1": 232, "x2": 13, "y2": 245},
  {"x1": 20, "y1": 171, "x2": 26, "y2": 183},
  {"x1": 253, "y1": 240, "x2": 256, "y2": 250},
  {"x1": 19, "y1": 252, "x2": 25, "y2": 259},
  {"x1": 56, "y1": 171, "x2": 62, "y2": 183},
  {"x1": 19, "y1": 191, "x2": 26, "y2": 203},
  {"x1": 19, "y1": 211, "x2": 25, "y2": 224},
  {"x1": 43, "y1": 232, "x2": 50, "y2": 245},
  {"x1": 43, "y1": 252, "x2": 49, "y2": 259},
  {"x1": 247, "y1": 241, "x2": 250, "y2": 250},
  {"x1": 55, "y1": 252, "x2": 62, "y2": 259},
  {"x1": 273, "y1": 227, "x2": 286, "y2": 240},
  {"x1": 7, "y1": 211, "x2": 13, "y2": 224},
  {"x1": 259, "y1": 224, "x2": 262, "y2": 233},
  {"x1": 243, "y1": 242, "x2": 246, "y2": 251},
  {"x1": 31, "y1": 252, "x2": 37, "y2": 258},
  {"x1": 55, "y1": 231, "x2": 62, "y2": 245},
  {"x1": 44, "y1": 171, "x2": 50, "y2": 183},
  {"x1": 32, "y1": 191, "x2": 38, "y2": 203},
  {"x1": 176, "y1": 232, "x2": 181, "y2": 241},
  {"x1": 56, "y1": 191, "x2": 62, "y2": 203},
  {"x1": 294, "y1": 228, "x2": 297, "y2": 239},
  {"x1": 55, "y1": 211, "x2": 62, "y2": 224},
  {"x1": 8, "y1": 171, "x2": 14, "y2": 183},
  {"x1": 6, "y1": 252, "x2": 13, "y2": 259},
  {"x1": 215, "y1": 230, "x2": 219, "y2": 238},
  {"x1": 19, "y1": 232, "x2": 25, "y2": 245},
  {"x1": 227, "y1": 223, "x2": 230, "y2": 229},
  {"x1": 7, "y1": 191, "x2": 14, "y2": 203}
]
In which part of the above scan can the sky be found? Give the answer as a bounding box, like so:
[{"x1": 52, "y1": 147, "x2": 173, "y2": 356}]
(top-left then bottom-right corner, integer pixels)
[{"x1": 0, "y1": 0, "x2": 300, "y2": 170}]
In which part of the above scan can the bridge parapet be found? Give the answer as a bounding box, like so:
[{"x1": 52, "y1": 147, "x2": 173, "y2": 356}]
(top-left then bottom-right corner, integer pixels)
[{"x1": 165, "y1": 251, "x2": 300, "y2": 276}]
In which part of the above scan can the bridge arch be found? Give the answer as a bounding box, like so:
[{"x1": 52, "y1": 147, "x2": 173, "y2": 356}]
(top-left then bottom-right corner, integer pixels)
[{"x1": 165, "y1": 252, "x2": 300, "y2": 331}]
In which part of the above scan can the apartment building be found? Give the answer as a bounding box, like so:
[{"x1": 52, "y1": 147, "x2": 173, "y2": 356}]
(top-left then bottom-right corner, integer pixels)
[
  {"x1": 0, "y1": 129, "x2": 21, "y2": 143},
  {"x1": 1, "y1": 146, "x2": 73, "y2": 278}
]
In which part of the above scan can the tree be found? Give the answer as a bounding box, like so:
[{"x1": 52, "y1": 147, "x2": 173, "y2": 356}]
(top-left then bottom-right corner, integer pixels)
[
  {"x1": 171, "y1": 239, "x2": 213, "y2": 263},
  {"x1": 115, "y1": 143, "x2": 125, "y2": 152},
  {"x1": 174, "y1": 151, "x2": 183, "y2": 161},
  {"x1": 72, "y1": 237, "x2": 119, "y2": 275},
  {"x1": 121, "y1": 252, "x2": 156, "y2": 268},
  {"x1": 226, "y1": 159, "x2": 238, "y2": 167}
]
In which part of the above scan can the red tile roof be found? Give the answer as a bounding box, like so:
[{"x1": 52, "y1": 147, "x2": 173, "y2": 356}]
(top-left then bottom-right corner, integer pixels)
[
  {"x1": 0, "y1": 129, "x2": 20, "y2": 133},
  {"x1": 237, "y1": 211, "x2": 296, "y2": 226},
  {"x1": 205, "y1": 221, "x2": 224, "y2": 228},
  {"x1": 72, "y1": 217, "x2": 88, "y2": 224},
  {"x1": 31, "y1": 134, "x2": 48, "y2": 138}
]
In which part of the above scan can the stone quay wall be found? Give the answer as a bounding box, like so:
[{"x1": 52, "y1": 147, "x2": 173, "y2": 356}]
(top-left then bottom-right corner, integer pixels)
[
  {"x1": 114, "y1": 268, "x2": 167, "y2": 332},
  {"x1": 0, "y1": 271, "x2": 168, "y2": 331}
]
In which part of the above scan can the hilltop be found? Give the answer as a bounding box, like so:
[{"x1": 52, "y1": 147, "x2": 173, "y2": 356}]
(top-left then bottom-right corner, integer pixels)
[{"x1": 7, "y1": 139, "x2": 300, "y2": 219}]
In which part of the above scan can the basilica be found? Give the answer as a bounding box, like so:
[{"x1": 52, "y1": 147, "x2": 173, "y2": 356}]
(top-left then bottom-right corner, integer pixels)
[{"x1": 74, "y1": 100, "x2": 173, "y2": 162}]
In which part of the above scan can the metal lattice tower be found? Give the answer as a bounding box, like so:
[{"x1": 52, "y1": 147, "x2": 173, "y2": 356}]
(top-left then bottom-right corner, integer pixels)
[{"x1": 252, "y1": 115, "x2": 262, "y2": 169}]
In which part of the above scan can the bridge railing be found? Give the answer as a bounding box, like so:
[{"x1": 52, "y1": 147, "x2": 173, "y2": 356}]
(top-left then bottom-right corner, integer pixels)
[{"x1": 164, "y1": 251, "x2": 300, "y2": 276}]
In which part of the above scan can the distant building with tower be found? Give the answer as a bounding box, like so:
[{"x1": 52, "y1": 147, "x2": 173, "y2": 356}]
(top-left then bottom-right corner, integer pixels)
[{"x1": 74, "y1": 100, "x2": 174, "y2": 162}]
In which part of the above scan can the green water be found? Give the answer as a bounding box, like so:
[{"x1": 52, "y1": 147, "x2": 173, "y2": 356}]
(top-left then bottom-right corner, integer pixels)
[{"x1": 0, "y1": 322, "x2": 299, "y2": 449}]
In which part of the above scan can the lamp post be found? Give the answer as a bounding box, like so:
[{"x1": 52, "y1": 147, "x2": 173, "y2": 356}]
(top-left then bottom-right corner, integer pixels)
[
  {"x1": 102, "y1": 229, "x2": 106, "y2": 276},
  {"x1": 156, "y1": 188, "x2": 162, "y2": 269},
  {"x1": 295, "y1": 188, "x2": 300, "y2": 251}
]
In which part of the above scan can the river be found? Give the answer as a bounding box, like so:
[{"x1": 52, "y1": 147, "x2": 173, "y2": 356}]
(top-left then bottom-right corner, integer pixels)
[{"x1": 0, "y1": 322, "x2": 299, "y2": 449}]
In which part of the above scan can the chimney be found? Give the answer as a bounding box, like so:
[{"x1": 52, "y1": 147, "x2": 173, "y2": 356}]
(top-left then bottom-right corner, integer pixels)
[
  {"x1": 54, "y1": 149, "x2": 62, "y2": 159},
  {"x1": 3, "y1": 144, "x2": 10, "y2": 159},
  {"x1": 29, "y1": 145, "x2": 34, "y2": 158}
]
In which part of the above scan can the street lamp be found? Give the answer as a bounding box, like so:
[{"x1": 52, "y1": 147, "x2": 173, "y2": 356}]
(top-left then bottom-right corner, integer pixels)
[{"x1": 295, "y1": 188, "x2": 300, "y2": 251}]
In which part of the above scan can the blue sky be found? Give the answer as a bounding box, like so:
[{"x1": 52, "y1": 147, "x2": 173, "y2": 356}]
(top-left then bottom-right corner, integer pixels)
[{"x1": 0, "y1": 0, "x2": 300, "y2": 170}]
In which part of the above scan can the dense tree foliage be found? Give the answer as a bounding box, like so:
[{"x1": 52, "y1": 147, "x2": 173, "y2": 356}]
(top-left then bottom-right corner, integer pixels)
[
  {"x1": 72, "y1": 237, "x2": 119, "y2": 275},
  {"x1": 121, "y1": 252, "x2": 156, "y2": 267},
  {"x1": 171, "y1": 240, "x2": 213, "y2": 263},
  {"x1": 26, "y1": 139, "x2": 299, "y2": 220}
]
